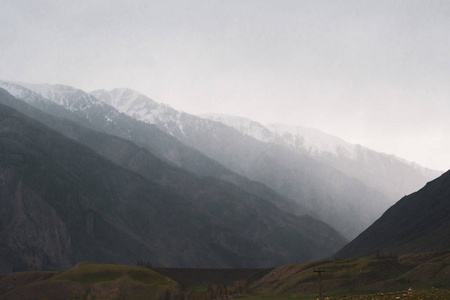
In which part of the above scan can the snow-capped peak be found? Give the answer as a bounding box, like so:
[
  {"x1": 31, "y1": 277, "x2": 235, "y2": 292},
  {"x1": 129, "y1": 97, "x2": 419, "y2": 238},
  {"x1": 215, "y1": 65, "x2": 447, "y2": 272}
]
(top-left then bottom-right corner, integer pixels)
[
  {"x1": 90, "y1": 88, "x2": 177, "y2": 125},
  {"x1": 200, "y1": 113, "x2": 279, "y2": 143},
  {"x1": 16, "y1": 82, "x2": 106, "y2": 112},
  {"x1": 90, "y1": 88, "x2": 144, "y2": 112},
  {"x1": 0, "y1": 81, "x2": 54, "y2": 106},
  {"x1": 200, "y1": 113, "x2": 359, "y2": 159},
  {"x1": 266, "y1": 123, "x2": 359, "y2": 159},
  {"x1": 17, "y1": 83, "x2": 59, "y2": 102}
]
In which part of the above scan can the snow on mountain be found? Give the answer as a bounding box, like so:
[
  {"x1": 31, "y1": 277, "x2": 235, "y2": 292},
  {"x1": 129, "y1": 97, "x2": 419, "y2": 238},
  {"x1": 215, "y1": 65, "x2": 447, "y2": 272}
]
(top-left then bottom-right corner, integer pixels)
[
  {"x1": 203, "y1": 113, "x2": 363, "y2": 161},
  {"x1": 91, "y1": 88, "x2": 174, "y2": 123},
  {"x1": 0, "y1": 81, "x2": 127, "y2": 131},
  {"x1": 19, "y1": 83, "x2": 108, "y2": 112},
  {"x1": 1, "y1": 82, "x2": 128, "y2": 123},
  {"x1": 0, "y1": 81, "x2": 51, "y2": 106},
  {"x1": 202, "y1": 113, "x2": 280, "y2": 143},
  {"x1": 202, "y1": 113, "x2": 440, "y2": 175},
  {"x1": 3, "y1": 81, "x2": 440, "y2": 201},
  {"x1": 266, "y1": 123, "x2": 442, "y2": 179},
  {"x1": 88, "y1": 88, "x2": 441, "y2": 201},
  {"x1": 88, "y1": 90, "x2": 397, "y2": 238},
  {"x1": 5, "y1": 81, "x2": 442, "y2": 238},
  {"x1": 3, "y1": 81, "x2": 440, "y2": 185},
  {"x1": 90, "y1": 88, "x2": 190, "y2": 134},
  {"x1": 6, "y1": 82, "x2": 440, "y2": 237},
  {"x1": 267, "y1": 123, "x2": 358, "y2": 159},
  {"x1": 201, "y1": 113, "x2": 442, "y2": 199}
]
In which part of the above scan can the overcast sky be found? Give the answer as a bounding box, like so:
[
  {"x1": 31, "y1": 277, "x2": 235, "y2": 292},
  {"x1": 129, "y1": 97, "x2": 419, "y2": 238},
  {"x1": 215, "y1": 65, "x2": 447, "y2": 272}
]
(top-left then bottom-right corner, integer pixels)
[{"x1": 1, "y1": 0, "x2": 449, "y2": 170}]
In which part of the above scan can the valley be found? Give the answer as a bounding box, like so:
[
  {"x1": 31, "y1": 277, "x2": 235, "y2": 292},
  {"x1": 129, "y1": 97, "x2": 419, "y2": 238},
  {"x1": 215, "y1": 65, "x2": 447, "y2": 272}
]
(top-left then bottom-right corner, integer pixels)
[
  {"x1": 0, "y1": 83, "x2": 448, "y2": 299},
  {"x1": 2, "y1": 2, "x2": 449, "y2": 299}
]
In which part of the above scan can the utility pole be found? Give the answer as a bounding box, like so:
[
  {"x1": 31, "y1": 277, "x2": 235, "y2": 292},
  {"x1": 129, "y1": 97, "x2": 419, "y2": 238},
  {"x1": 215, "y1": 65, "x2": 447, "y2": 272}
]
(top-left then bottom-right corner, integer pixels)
[{"x1": 313, "y1": 267, "x2": 326, "y2": 300}]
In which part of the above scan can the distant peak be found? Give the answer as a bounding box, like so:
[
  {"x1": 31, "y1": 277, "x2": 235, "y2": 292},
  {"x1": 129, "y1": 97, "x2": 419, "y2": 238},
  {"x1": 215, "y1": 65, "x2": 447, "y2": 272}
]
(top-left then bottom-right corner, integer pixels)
[{"x1": 200, "y1": 113, "x2": 263, "y2": 125}]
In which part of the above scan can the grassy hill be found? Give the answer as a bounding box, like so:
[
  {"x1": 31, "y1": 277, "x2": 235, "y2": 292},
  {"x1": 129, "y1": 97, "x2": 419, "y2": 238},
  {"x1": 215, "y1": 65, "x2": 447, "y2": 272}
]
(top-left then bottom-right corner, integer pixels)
[
  {"x1": 248, "y1": 251, "x2": 450, "y2": 299},
  {"x1": 0, "y1": 262, "x2": 271, "y2": 299},
  {"x1": 0, "y1": 262, "x2": 181, "y2": 300}
]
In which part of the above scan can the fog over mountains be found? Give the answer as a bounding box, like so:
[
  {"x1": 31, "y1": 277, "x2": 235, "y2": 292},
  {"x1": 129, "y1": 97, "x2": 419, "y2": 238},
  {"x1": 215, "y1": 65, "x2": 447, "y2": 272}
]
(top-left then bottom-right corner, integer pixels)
[
  {"x1": 0, "y1": 87, "x2": 347, "y2": 273},
  {"x1": 2, "y1": 82, "x2": 442, "y2": 240},
  {"x1": 0, "y1": 79, "x2": 445, "y2": 273},
  {"x1": 203, "y1": 114, "x2": 441, "y2": 200},
  {"x1": 91, "y1": 86, "x2": 440, "y2": 238}
]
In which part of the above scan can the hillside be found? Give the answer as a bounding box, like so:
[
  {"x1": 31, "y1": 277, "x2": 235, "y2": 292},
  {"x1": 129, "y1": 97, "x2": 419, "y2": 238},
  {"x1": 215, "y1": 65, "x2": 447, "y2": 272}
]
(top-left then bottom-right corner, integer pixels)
[
  {"x1": 335, "y1": 169, "x2": 450, "y2": 258},
  {"x1": 0, "y1": 262, "x2": 181, "y2": 300},
  {"x1": 251, "y1": 251, "x2": 450, "y2": 298}
]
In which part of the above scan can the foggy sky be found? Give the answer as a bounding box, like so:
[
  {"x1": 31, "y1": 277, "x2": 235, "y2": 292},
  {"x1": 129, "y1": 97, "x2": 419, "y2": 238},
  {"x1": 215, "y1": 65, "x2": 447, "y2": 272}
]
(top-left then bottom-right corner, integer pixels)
[{"x1": 1, "y1": 0, "x2": 449, "y2": 170}]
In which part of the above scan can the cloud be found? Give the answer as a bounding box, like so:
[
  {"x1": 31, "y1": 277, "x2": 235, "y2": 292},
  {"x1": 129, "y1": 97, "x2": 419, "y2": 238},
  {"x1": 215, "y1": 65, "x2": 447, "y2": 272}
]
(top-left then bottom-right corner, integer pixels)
[{"x1": 1, "y1": 0, "x2": 449, "y2": 169}]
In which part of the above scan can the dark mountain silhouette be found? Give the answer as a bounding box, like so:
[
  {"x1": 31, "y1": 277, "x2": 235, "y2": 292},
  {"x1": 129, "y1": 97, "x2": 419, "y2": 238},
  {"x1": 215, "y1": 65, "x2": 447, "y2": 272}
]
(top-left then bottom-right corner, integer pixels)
[
  {"x1": 0, "y1": 88, "x2": 347, "y2": 274},
  {"x1": 334, "y1": 169, "x2": 450, "y2": 258}
]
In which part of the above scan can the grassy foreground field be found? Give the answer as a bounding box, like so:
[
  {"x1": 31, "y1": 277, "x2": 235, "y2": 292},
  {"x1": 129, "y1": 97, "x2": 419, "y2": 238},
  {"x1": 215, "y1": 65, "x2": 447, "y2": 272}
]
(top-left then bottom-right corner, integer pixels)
[
  {"x1": 234, "y1": 288, "x2": 450, "y2": 299},
  {"x1": 0, "y1": 262, "x2": 181, "y2": 300},
  {"x1": 243, "y1": 251, "x2": 450, "y2": 299},
  {"x1": 1, "y1": 251, "x2": 449, "y2": 299}
]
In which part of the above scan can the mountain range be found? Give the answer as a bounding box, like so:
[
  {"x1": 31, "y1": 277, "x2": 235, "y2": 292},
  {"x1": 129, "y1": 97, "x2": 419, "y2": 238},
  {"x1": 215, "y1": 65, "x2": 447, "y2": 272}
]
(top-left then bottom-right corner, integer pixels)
[
  {"x1": 0, "y1": 82, "x2": 307, "y2": 217},
  {"x1": 91, "y1": 87, "x2": 440, "y2": 238},
  {"x1": 1, "y1": 82, "x2": 442, "y2": 239},
  {"x1": 0, "y1": 86, "x2": 346, "y2": 273},
  {"x1": 0, "y1": 79, "x2": 445, "y2": 274},
  {"x1": 203, "y1": 114, "x2": 441, "y2": 200}
]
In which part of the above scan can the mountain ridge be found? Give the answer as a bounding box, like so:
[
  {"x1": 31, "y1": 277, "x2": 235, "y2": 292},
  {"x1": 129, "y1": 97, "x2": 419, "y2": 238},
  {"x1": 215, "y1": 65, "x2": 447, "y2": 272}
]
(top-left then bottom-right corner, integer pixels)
[
  {"x1": 202, "y1": 113, "x2": 442, "y2": 200},
  {"x1": 91, "y1": 87, "x2": 402, "y2": 239},
  {"x1": 334, "y1": 168, "x2": 450, "y2": 258},
  {"x1": 0, "y1": 87, "x2": 347, "y2": 273},
  {"x1": 3, "y1": 81, "x2": 441, "y2": 239},
  {"x1": 0, "y1": 81, "x2": 312, "y2": 215}
]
